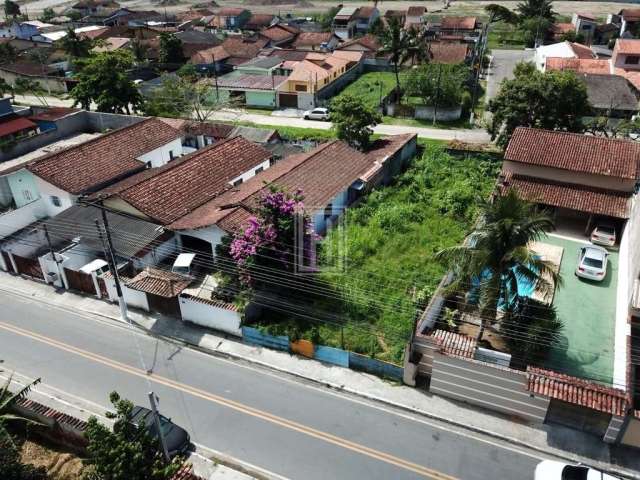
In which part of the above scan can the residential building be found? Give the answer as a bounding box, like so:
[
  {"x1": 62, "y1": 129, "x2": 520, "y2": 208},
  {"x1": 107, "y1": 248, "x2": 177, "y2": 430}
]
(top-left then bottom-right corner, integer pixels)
[
  {"x1": 405, "y1": 6, "x2": 426, "y2": 30},
  {"x1": 332, "y1": 6, "x2": 358, "y2": 40},
  {"x1": 292, "y1": 32, "x2": 340, "y2": 51},
  {"x1": 92, "y1": 36, "x2": 131, "y2": 52},
  {"x1": 244, "y1": 13, "x2": 277, "y2": 31},
  {"x1": 615, "y1": 8, "x2": 640, "y2": 37},
  {"x1": 259, "y1": 24, "x2": 299, "y2": 47},
  {"x1": 72, "y1": 0, "x2": 120, "y2": 16},
  {"x1": 94, "y1": 136, "x2": 274, "y2": 258},
  {"x1": 579, "y1": 73, "x2": 639, "y2": 118},
  {"x1": 208, "y1": 8, "x2": 251, "y2": 30},
  {"x1": 0, "y1": 21, "x2": 53, "y2": 40},
  {"x1": 190, "y1": 36, "x2": 269, "y2": 72},
  {"x1": 535, "y1": 41, "x2": 595, "y2": 71},
  {"x1": 439, "y1": 16, "x2": 480, "y2": 38},
  {"x1": 550, "y1": 22, "x2": 574, "y2": 41},
  {"x1": 572, "y1": 13, "x2": 598, "y2": 44},
  {"x1": 428, "y1": 42, "x2": 470, "y2": 64},
  {"x1": 0, "y1": 62, "x2": 69, "y2": 94},
  {"x1": 353, "y1": 6, "x2": 379, "y2": 34}
]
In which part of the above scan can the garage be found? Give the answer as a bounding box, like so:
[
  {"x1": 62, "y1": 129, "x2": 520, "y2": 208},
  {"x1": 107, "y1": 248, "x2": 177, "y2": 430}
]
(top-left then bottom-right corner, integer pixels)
[{"x1": 279, "y1": 93, "x2": 298, "y2": 108}]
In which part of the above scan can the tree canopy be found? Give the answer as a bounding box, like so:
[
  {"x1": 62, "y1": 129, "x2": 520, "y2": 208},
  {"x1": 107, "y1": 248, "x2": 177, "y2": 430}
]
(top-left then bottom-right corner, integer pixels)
[
  {"x1": 158, "y1": 33, "x2": 184, "y2": 64},
  {"x1": 4, "y1": 0, "x2": 20, "y2": 18},
  {"x1": 330, "y1": 94, "x2": 382, "y2": 150},
  {"x1": 516, "y1": 0, "x2": 555, "y2": 22},
  {"x1": 60, "y1": 28, "x2": 94, "y2": 58},
  {"x1": 84, "y1": 391, "x2": 181, "y2": 480},
  {"x1": 405, "y1": 64, "x2": 469, "y2": 108},
  {"x1": 70, "y1": 50, "x2": 142, "y2": 113},
  {"x1": 488, "y1": 62, "x2": 589, "y2": 148}
]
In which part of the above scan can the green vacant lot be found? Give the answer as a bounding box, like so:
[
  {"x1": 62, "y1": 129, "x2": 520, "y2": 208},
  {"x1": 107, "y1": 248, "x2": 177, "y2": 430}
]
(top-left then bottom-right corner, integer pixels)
[
  {"x1": 335, "y1": 72, "x2": 399, "y2": 109},
  {"x1": 543, "y1": 235, "x2": 618, "y2": 384}
]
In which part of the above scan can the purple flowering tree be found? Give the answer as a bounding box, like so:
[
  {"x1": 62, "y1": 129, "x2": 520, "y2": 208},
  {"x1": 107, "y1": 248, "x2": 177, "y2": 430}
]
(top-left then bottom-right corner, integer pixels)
[{"x1": 229, "y1": 186, "x2": 313, "y2": 287}]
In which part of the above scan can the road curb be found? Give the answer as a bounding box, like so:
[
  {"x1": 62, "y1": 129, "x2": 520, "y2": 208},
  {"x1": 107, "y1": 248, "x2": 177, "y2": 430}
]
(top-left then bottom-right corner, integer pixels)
[{"x1": 2, "y1": 283, "x2": 638, "y2": 480}]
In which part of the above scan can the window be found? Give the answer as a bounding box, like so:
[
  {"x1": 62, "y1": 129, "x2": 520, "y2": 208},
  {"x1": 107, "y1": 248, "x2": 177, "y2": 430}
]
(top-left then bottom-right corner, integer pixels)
[
  {"x1": 295, "y1": 84, "x2": 307, "y2": 92},
  {"x1": 255, "y1": 166, "x2": 264, "y2": 174},
  {"x1": 324, "y1": 203, "x2": 332, "y2": 220},
  {"x1": 50, "y1": 195, "x2": 61, "y2": 207},
  {"x1": 169, "y1": 150, "x2": 175, "y2": 161},
  {"x1": 626, "y1": 55, "x2": 640, "y2": 65},
  {"x1": 22, "y1": 190, "x2": 33, "y2": 202},
  {"x1": 233, "y1": 178, "x2": 243, "y2": 187}
]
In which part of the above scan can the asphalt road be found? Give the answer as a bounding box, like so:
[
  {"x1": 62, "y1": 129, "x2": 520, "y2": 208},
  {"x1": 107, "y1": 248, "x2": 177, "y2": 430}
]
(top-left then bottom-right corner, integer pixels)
[
  {"x1": 0, "y1": 291, "x2": 545, "y2": 480},
  {"x1": 485, "y1": 49, "x2": 535, "y2": 103}
]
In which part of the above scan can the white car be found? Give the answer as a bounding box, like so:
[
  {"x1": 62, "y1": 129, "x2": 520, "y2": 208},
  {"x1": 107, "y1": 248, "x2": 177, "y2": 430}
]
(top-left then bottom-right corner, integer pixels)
[
  {"x1": 575, "y1": 245, "x2": 608, "y2": 281},
  {"x1": 590, "y1": 224, "x2": 616, "y2": 247},
  {"x1": 303, "y1": 108, "x2": 330, "y2": 121},
  {"x1": 535, "y1": 460, "x2": 620, "y2": 480}
]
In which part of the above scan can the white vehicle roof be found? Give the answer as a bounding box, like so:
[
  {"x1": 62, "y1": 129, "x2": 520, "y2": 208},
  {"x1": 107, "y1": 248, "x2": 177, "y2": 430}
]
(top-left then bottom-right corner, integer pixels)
[
  {"x1": 584, "y1": 246, "x2": 607, "y2": 260},
  {"x1": 173, "y1": 253, "x2": 196, "y2": 268},
  {"x1": 79, "y1": 259, "x2": 108, "y2": 274}
]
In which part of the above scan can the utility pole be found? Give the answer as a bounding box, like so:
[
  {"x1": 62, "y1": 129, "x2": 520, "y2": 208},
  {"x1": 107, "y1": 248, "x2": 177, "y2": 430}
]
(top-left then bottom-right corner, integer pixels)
[
  {"x1": 148, "y1": 391, "x2": 170, "y2": 462},
  {"x1": 95, "y1": 216, "x2": 128, "y2": 321},
  {"x1": 43, "y1": 224, "x2": 63, "y2": 287},
  {"x1": 470, "y1": 21, "x2": 489, "y2": 124},
  {"x1": 432, "y1": 63, "x2": 442, "y2": 126}
]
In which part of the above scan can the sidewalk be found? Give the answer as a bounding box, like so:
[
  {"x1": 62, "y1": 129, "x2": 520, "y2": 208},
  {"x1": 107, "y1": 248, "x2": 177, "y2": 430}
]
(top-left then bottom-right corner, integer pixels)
[{"x1": 1, "y1": 272, "x2": 639, "y2": 479}]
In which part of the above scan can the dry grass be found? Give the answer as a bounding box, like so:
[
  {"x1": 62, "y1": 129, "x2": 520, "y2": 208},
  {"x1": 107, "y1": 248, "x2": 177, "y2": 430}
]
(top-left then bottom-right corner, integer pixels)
[{"x1": 20, "y1": 438, "x2": 85, "y2": 480}]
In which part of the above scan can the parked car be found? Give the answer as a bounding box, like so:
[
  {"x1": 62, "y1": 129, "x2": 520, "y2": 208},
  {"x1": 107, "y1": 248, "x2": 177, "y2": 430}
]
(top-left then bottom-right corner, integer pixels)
[
  {"x1": 129, "y1": 406, "x2": 191, "y2": 458},
  {"x1": 590, "y1": 223, "x2": 616, "y2": 247},
  {"x1": 575, "y1": 245, "x2": 609, "y2": 281},
  {"x1": 535, "y1": 460, "x2": 620, "y2": 479},
  {"x1": 303, "y1": 107, "x2": 330, "y2": 121}
]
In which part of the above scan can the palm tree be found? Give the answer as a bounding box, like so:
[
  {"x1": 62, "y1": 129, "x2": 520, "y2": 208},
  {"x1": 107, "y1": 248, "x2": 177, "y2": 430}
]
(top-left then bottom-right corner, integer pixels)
[
  {"x1": 435, "y1": 189, "x2": 561, "y2": 343},
  {"x1": 516, "y1": 0, "x2": 555, "y2": 22},
  {"x1": 0, "y1": 373, "x2": 42, "y2": 446},
  {"x1": 377, "y1": 16, "x2": 417, "y2": 102}
]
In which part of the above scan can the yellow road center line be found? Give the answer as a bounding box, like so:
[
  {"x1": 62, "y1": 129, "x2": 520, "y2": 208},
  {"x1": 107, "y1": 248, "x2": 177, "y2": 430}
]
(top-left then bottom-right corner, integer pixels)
[{"x1": 0, "y1": 320, "x2": 458, "y2": 480}]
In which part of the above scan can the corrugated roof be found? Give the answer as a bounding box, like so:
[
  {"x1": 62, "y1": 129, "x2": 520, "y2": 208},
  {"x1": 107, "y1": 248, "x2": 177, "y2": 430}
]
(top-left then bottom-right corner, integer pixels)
[
  {"x1": 0, "y1": 117, "x2": 37, "y2": 137},
  {"x1": 26, "y1": 118, "x2": 181, "y2": 194},
  {"x1": 527, "y1": 367, "x2": 629, "y2": 416},
  {"x1": 500, "y1": 172, "x2": 631, "y2": 219},
  {"x1": 505, "y1": 127, "x2": 640, "y2": 179}
]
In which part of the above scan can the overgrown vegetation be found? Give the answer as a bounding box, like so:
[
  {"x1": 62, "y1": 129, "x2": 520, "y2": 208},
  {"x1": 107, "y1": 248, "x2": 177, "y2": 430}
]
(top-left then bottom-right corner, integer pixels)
[
  {"x1": 248, "y1": 145, "x2": 500, "y2": 363},
  {"x1": 335, "y1": 72, "x2": 398, "y2": 109}
]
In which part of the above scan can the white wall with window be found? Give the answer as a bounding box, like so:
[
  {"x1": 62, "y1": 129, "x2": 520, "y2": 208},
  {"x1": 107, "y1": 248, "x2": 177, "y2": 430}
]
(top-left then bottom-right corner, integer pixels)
[
  {"x1": 137, "y1": 138, "x2": 184, "y2": 167},
  {"x1": 33, "y1": 176, "x2": 76, "y2": 217},
  {"x1": 227, "y1": 158, "x2": 271, "y2": 187}
]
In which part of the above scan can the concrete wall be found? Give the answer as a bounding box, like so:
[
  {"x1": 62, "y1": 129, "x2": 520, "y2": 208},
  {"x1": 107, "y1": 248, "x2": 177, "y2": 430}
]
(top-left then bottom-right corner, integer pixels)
[
  {"x1": 412, "y1": 333, "x2": 440, "y2": 376},
  {"x1": 313, "y1": 188, "x2": 348, "y2": 234},
  {"x1": 34, "y1": 176, "x2": 76, "y2": 217},
  {"x1": 245, "y1": 90, "x2": 277, "y2": 108},
  {"x1": 178, "y1": 294, "x2": 242, "y2": 336},
  {"x1": 316, "y1": 62, "x2": 363, "y2": 101},
  {"x1": 621, "y1": 416, "x2": 640, "y2": 448},
  {"x1": 502, "y1": 160, "x2": 637, "y2": 193},
  {"x1": 133, "y1": 234, "x2": 179, "y2": 270},
  {"x1": 0, "y1": 69, "x2": 68, "y2": 93},
  {"x1": 39, "y1": 251, "x2": 67, "y2": 288},
  {"x1": 103, "y1": 274, "x2": 150, "y2": 311},
  {"x1": 414, "y1": 105, "x2": 462, "y2": 122},
  {"x1": 6, "y1": 169, "x2": 40, "y2": 208},
  {"x1": 137, "y1": 138, "x2": 183, "y2": 167},
  {"x1": 0, "y1": 197, "x2": 46, "y2": 239},
  {"x1": 430, "y1": 353, "x2": 551, "y2": 423},
  {"x1": 179, "y1": 225, "x2": 227, "y2": 257},
  {"x1": 297, "y1": 92, "x2": 315, "y2": 110}
]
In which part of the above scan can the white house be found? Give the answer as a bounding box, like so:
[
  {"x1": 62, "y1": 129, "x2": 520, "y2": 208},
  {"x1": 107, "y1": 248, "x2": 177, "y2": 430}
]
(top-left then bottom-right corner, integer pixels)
[{"x1": 534, "y1": 41, "x2": 595, "y2": 71}]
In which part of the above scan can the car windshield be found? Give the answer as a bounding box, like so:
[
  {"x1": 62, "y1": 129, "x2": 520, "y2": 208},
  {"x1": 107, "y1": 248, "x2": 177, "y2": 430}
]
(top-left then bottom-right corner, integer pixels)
[
  {"x1": 159, "y1": 416, "x2": 175, "y2": 436},
  {"x1": 561, "y1": 465, "x2": 589, "y2": 480},
  {"x1": 596, "y1": 226, "x2": 615, "y2": 235},
  {"x1": 583, "y1": 256, "x2": 603, "y2": 269}
]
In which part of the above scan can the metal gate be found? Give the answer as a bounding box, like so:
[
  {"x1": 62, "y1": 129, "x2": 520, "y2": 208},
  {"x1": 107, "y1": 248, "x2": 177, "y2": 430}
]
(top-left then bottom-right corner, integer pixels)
[
  {"x1": 148, "y1": 294, "x2": 180, "y2": 317},
  {"x1": 64, "y1": 268, "x2": 97, "y2": 295},
  {"x1": 13, "y1": 254, "x2": 43, "y2": 280},
  {"x1": 279, "y1": 93, "x2": 298, "y2": 108}
]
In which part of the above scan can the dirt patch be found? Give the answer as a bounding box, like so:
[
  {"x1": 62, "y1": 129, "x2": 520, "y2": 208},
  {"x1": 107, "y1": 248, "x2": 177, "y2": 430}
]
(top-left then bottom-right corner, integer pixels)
[{"x1": 20, "y1": 438, "x2": 85, "y2": 480}]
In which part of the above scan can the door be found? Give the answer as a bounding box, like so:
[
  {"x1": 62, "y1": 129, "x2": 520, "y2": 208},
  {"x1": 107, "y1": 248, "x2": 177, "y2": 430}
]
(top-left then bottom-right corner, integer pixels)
[
  {"x1": 147, "y1": 294, "x2": 180, "y2": 318},
  {"x1": 13, "y1": 254, "x2": 44, "y2": 280},
  {"x1": 279, "y1": 93, "x2": 298, "y2": 108}
]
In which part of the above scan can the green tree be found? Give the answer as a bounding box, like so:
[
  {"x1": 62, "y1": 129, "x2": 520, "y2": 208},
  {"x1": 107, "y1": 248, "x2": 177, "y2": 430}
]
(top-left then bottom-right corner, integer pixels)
[
  {"x1": 39, "y1": 7, "x2": 55, "y2": 22},
  {"x1": 13, "y1": 78, "x2": 48, "y2": 106},
  {"x1": 4, "y1": 0, "x2": 20, "y2": 18},
  {"x1": 130, "y1": 38, "x2": 149, "y2": 63},
  {"x1": 318, "y1": 6, "x2": 339, "y2": 30},
  {"x1": 377, "y1": 16, "x2": 417, "y2": 101},
  {"x1": 368, "y1": 16, "x2": 384, "y2": 36},
  {"x1": 585, "y1": 116, "x2": 640, "y2": 141},
  {"x1": 516, "y1": 0, "x2": 555, "y2": 22},
  {"x1": 559, "y1": 30, "x2": 585, "y2": 44},
  {"x1": 330, "y1": 94, "x2": 381, "y2": 150},
  {"x1": 484, "y1": 4, "x2": 518, "y2": 24},
  {"x1": 70, "y1": 50, "x2": 142, "y2": 113},
  {"x1": 60, "y1": 27, "x2": 94, "y2": 58},
  {"x1": 83, "y1": 391, "x2": 181, "y2": 480},
  {"x1": 519, "y1": 16, "x2": 553, "y2": 48},
  {"x1": 435, "y1": 189, "x2": 560, "y2": 343},
  {"x1": 158, "y1": 33, "x2": 184, "y2": 64},
  {"x1": 488, "y1": 62, "x2": 589, "y2": 148},
  {"x1": 0, "y1": 43, "x2": 16, "y2": 64},
  {"x1": 405, "y1": 64, "x2": 468, "y2": 108}
]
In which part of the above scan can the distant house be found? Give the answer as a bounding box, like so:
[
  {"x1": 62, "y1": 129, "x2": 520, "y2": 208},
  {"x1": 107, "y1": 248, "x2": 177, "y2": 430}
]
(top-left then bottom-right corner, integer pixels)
[
  {"x1": 244, "y1": 13, "x2": 277, "y2": 31},
  {"x1": 72, "y1": 0, "x2": 120, "y2": 16},
  {"x1": 615, "y1": 8, "x2": 640, "y2": 37},
  {"x1": 428, "y1": 42, "x2": 470, "y2": 64},
  {"x1": 579, "y1": 73, "x2": 639, "y2": 118},
  {"x1": 259, "y1": 23, "x2": 299, "y2": 47},
  {"x1": 0, "y1": 62, "x2": 69, "y2": 94},
  {"x1": 208, "y1": 8, "x2": 251, "y2": 30},
  {"x1": 336, "y1": 34, "x2": 382, "y2": 61},
  {"x1": 499, "y1": 127, "x2": 639, "y2": 226},
  {"x1": 550, "y1": 23, "x2": 574, "y2": 41},
  {"x1": 535, "y1": 41, "x2": 596, "y2": 71},
  {"x1": 353, "y1": 6, "x2": 379, "y2": 34},
  {"x1": 212, "y1": 71, "x2": 289, "y2": 109},
  {"x1": 0, "y1": 20, "x2": 54, "y2": 40},
  {"x1": 190, "y1": 36, "x2": 268, "y2": 72},
  {"x1": 332, "y1": 6, "x2": 358, "y2": 40},
  {"x1": 292, "y1": 32, "x2": 340, "y2": 51},
  {"x1": 92, "y1": 36, "x2": 131, "y2": 52},
  {"x1": 439, "y1": 16, "x2": 480, "y2": 37},
  {"x1": 405, "y1": 6, "x2": 426, "y2": 30},
  {"x1": 572, "y1": 13, "x2": 598, "y2": 44}
]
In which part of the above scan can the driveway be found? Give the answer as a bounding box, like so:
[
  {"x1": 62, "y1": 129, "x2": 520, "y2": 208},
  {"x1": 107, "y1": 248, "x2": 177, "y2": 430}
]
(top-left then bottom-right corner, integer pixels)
[{"x1": 485, "y1": 49, "x2": 535, "y2": 103}]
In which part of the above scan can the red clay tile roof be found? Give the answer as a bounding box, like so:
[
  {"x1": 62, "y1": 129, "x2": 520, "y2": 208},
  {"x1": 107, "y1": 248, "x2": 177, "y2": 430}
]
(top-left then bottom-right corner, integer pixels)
[
  {"x1": 500, "y1": 172, "x2": 631, "y2": 218},
  {"x1": 620, "y1": 8, "x2": 640, "y2": 22},
  {"x1": 220, "y1": 36, "x2": 269, "y2": 59},
  {"x1": 527, "y1": 367, "x2": 629, "y2": 416},
  {"x1": 191, "y1": 45, "x2": 229, "y2": 63},
  {"x1": 294, "y1": 32, "x2": 332, "y2": 47},
  {"x1": 126, "y1": 267, "x2": 192, "y2": 297},
  {"x1": 505, "y1": 127, "x2": 640, "y2": 179},
  {"x1": 0, "y1": 117, "x2": 37, "y2": 137},
  {"x1": 440, "y1": 16, "x2": 477, "y2": 31},
  {"x1": 0, "y1": 62, "x2": 54, "y2": 76},
  {"x1": 431, "y1": 329, "x2": 477, "y2": 359},
  {"x1": 355, "y1": 6, "x2": 377, "y2": 19},
  {"x1": 99, "y1": 136, "x2": 273, "y2": 225},
  {"x1": 260, "y1": 24, "x2": 297, "y2": 43},
  {"x1": 245, "y1": 13, "x2": 275, "y2": 30},
  {"x1": 429, "y1": 42, "x2": 468, "y2": 64},
  {"x1": 338, "y1": 34, "x2": 380, "y2": 52},
  {"x1": 216, "y1": 73, "x2": 288, "y2": 90},
  {"x1": 27, "y1": 118, "x2": 181, "y2": 194},
  {"x1": 545, "y1": 57, "x2": 611, "y2": 74},
  {"x1": 569, "y1": 42, "x2": 595, "y2": 59},
  {"x1": 615, "y1": 38, "x2": 640, "y2": 55}
]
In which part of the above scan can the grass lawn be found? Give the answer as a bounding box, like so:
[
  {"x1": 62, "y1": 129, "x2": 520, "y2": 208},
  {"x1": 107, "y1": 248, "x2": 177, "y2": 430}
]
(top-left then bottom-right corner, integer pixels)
[
  {"x1": 254, "y1": 144, "x2": 499, "y2": 363},
  {"x1": 487, "y1": 22, "x2": 526, "y2": 51},
  {"x1": 543, "y1": 235, "x2": 618, "y2": 385},
  {"x1": 335, "y1": 71, "x2": 399, "y2": 109}
]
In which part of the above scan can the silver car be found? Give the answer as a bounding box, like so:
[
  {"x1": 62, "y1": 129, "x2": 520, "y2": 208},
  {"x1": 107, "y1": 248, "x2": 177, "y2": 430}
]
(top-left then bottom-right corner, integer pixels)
[
  {"x1": 590, "y1": 223, "x2": 616, "y2": 247},
  {"x1": 303, "y1": 107, "x2": 330, "y2": 121},
  {"x1": 576, "y1": 245, "x2": 608, "y2": 281}
]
